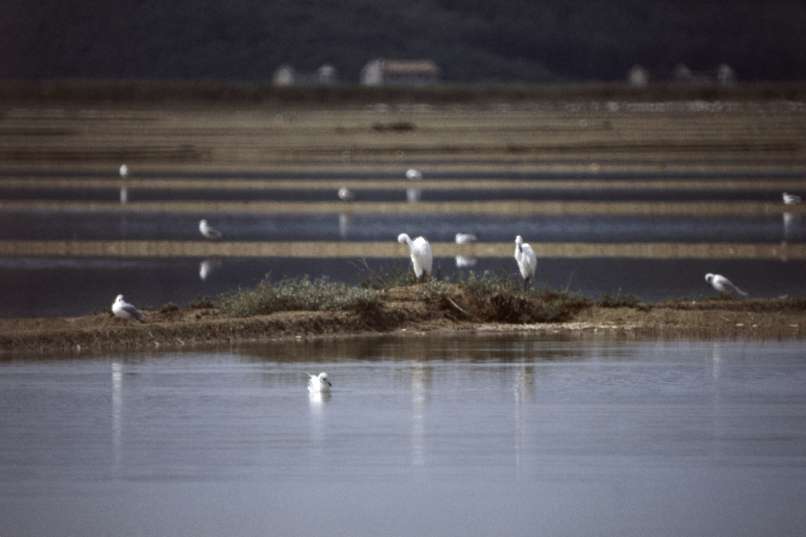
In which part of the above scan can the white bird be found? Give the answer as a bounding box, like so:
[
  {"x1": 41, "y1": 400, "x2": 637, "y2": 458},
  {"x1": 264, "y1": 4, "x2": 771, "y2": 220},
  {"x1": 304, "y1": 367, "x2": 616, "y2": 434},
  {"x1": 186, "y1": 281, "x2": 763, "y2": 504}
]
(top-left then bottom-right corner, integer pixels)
[
  {"x1": 119, "y1": 164, "x2": 128, "y2": 178},
  {"x1": 405, "y1": 168, "x2": 422, "y2": 180},
  {"x1": 705, "y1": 273, "x2": 748, "y2": 297},
  {"x1": 199, "y1": 219, "x2": 223, "y2": 240},
  {"x1": 514, "y1": 235, "x2": 538, "y2": 290},
  {"x1": 337, "y1": 187, "x2": 355, "y2": 202},
  {"x1": 455, "y1": 233, "x2": 477, "y2": 244},
  {"x1": 783, "y1": 192, "x2": 802, "y2": 205},
  {"x1": 308, "y1": 372, "x2": 332, "y2": 393},
  {"x1": 111, "y1": 294, "x2": 144, "y2": 322},
  {"x1": 398, "y1": 233, "x2": 433, "y2": 282}
]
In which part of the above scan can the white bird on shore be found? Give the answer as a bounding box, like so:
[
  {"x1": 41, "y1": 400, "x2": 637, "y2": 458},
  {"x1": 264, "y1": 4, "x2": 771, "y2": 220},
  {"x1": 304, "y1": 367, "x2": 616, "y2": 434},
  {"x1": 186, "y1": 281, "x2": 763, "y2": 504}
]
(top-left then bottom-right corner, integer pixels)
[
  {"x1": 783, "y1": 192, "x2": 802, "y2": 205},
  {"x1": 337, "y1": 187, "x2": 355, "y2": 202},
  {"x1": 112, "y1": 294, "x2": 144, "y2": 321},
  {"x1": 405, "y1": 168, "x2": 422, "y2": 180},
  {"x1": 455, "y1": 233, "x2": 477, "y2": 244},
  {"x1": 514, "y1": 235, "x2": 537, "y2": 290},
  {"x1": 199, "y1": 219, "x2": 222, "y2": 240},
  {"x1": 119, "y1": 164, "x2": 128, "y2": 178},
  {"x1": 398, "y1": 233, "x2": 433, "y2": 282},
  {"x1": 308, "y1": 372, "x2": 332, "y2": 393},
  {"x1": 705, "y1": 273, "x2": 748, "y2": 297}
]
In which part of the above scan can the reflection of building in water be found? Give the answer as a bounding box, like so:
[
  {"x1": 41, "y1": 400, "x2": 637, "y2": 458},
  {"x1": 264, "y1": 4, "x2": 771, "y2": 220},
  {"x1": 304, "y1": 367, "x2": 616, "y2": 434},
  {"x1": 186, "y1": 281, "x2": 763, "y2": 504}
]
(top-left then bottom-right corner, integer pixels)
[
  {"x1": 111, "y1": 361, "x2": 123, "y2": 467},
  {"x1": 199, "y1": 258, "x2": 222, "y2": 281},
  {"x1": 455, "y1": 255, "x2": 477, "y2": 268},
  {"x1": 406, "y1": 188, "x2": 421, "y2": 203},
  {"x1": 411, "y1": 361, "x2": 430, "y2": 467},
  {"x1": 338, "y1": 212, "x2": 351, "y2": 239}
]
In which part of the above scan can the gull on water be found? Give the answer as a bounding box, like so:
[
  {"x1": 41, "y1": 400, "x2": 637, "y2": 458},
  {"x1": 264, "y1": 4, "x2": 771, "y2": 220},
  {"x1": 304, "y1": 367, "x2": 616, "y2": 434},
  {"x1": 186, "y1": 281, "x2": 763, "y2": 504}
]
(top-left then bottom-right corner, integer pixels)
[
  {"x1": 119, "y1": 164, "x2": 129, "y2": 178},
  {"x1": 514, "y1": 235, "x2": 537, "y2": 290},
  {"x1": 337, "y1": 187, "x2": 355, "y2": 201},
  {"x1": 308, "y1": 372, "x2": 332, "y2": 393},
  {"x1": 405, "y1": 168, "x2": 423, "y2": 180},
  {"x1": 455, "y1": 233, "x2": 477, "y2": 244},
  {"x1": 112, "y1": 294, "x2": 144, "y2": 321},
  {"x1": 199, "y1": 219, "x2": 223, "y2": 240},
  {"x1": 398, "y1": 233, "x2": 433, "y2": 282},
  {"x1": 705, "y1": 273, "x2": 748, "y2": 297},
  {"x1": 783, "y1": 192, "x2": 802, "y2": 205}
]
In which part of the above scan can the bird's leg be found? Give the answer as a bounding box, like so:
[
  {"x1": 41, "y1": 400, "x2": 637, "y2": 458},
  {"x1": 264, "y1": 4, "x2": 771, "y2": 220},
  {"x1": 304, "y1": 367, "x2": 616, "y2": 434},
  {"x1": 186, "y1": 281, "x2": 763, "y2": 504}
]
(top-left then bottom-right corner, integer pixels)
[{"x1": 523, "y1": 277, "x2": 529, "y2": 292}]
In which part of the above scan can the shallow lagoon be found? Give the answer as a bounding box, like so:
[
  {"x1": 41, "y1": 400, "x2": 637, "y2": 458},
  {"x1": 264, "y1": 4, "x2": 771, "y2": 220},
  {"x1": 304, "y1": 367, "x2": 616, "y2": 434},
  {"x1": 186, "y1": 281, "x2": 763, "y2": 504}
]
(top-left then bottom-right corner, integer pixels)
[{"x1": 2, "y1": 336, "x2": 806, "y2": 537}]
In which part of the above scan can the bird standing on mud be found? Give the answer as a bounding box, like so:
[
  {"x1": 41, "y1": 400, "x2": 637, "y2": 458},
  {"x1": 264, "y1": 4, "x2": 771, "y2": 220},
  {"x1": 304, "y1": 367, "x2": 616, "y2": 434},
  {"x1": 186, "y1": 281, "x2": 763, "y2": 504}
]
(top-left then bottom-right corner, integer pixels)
[
  {"x1": 705, "y1": 273, "x2": 748, "y2": 297},
  {"x1": 514, "y1": 235, "x2": 537, "y2": 290},
  {"x1": 112, "y1": 294, "x2": 144, "y2": 321},
  {"x1": 198, "y1": 219, "x2": 223, "y2": 240},
  {"x1": 308, "y1": 372, "x2": 332, "y2": 393},
  {"x1": 397, "y1": 233, "x2": 433, "y2": 282}
]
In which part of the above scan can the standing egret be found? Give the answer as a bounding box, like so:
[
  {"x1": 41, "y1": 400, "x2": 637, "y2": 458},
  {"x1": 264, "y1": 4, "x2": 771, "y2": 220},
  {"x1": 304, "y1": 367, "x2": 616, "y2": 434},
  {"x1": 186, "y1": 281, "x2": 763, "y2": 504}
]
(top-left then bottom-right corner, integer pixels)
[
  {"x1": 111, "y1": 294, "x2": 144, "y2": 322},
  {"x1": 397, "y1": 233, "x2": 433, "y2": 282},
  {"x1": 783, "y1": 192, "x2": 802, "y2": 205},
  {"x1": 337, "y1": 187, "x2": 355, "y2": 202},
  {"x1": 308, "y1": 372, "x2": 332, "y2": 393},
  {"x1": 199, "y1": 219, "x2": 223, "y2": 240},
  {"x1": 705, "y1": 273, "x2": 748, "y2": 297},
  {"x1": 405, "y1": 168, "x2": 423, "y2": 180},
  {"x1": 119, "y1": 164, "x2": 129, "y2": 178},
  {"x1": 514, "y1": 235, "x2": 537, "y2": 290}
]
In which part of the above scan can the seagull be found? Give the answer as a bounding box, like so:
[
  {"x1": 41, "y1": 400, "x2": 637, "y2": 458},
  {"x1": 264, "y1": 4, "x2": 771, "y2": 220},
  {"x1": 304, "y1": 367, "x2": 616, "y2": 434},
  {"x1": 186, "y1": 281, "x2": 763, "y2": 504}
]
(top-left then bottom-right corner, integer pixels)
[
  {"x1": 337, "y1": 187, "x2": 355, "y2": 202},
  {"x1": 405, "y1": 168, "x2": 423, "y2": 180},
  {"x1": 199, "y1": 219, "x2": 223, "y2": 240},
  {"x1": 783, "y1": 192, "x2": 802, "y2": 205},
  {"x1": 112, "y1": 294, "x2": 144, "y2": 322},
  {"x1": 119, "y1": 164, "x2": 129, "y2": 178},
  {"x1": 705, "y1": 273, "x2": 748, "y2": 297},
  {"x1": 455, "y1": 233, "x2": 477, "y2": 244},
  {"x1": 308, "y1": 372, "x2": 332, "y2": 393},
  {"x1": 514, "y1": 235, "x2": 538, "y2": 290},
  {"x1": 398, "y1": 233, "x2": 433, "y2": 282}
]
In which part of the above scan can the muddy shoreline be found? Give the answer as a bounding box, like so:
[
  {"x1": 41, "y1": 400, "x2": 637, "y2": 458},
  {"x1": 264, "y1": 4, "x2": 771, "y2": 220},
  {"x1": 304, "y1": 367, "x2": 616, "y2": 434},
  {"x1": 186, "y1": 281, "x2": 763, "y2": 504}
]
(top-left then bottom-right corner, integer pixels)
[{"x1": 2, "y1": 287, "x2": 804, "y2": 356}]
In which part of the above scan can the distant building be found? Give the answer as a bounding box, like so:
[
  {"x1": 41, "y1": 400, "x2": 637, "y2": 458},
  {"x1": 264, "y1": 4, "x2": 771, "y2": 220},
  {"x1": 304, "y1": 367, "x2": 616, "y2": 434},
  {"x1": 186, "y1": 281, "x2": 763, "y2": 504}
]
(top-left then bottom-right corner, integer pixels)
[
  {"x1": 317, "y1": 64, "x2": 338, "y2": 85},
  {"x1": 716, "y1": 64, "x2": 737, "y2": 86},
  {"x1": 272, "y1": 65, "x2": 295, "y2": 87},
  {"x1": 627, "y1": 65, "x2": 649, "y2": 88},
  {"x1": 361, "y1": 59, "x2": 441, "y2": 86}
]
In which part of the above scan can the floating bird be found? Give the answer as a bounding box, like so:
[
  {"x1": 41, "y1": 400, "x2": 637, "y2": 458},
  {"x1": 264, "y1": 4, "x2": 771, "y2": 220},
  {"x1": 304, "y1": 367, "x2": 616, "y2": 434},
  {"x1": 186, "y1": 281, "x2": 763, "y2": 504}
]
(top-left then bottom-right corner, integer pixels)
[
  {"x1": 783, "y1": 192, "x2": 802, "y2": 205},
  {"x1": 705, "y1": 273, "x2": 748, "y2": 297},
  {"x1": 198, "y1": 219, "x2": 222, "y2": 240},
  {"x1": 405, "y1": 168, "x2": 422, "y2": 180},
  {"x1": 455, "y1": 233, "x2": 477, "y2": 244},
  {"x1": 308, "y1": 372, "x2": 332, "y2": 393},
  {"x1": 119, "y1": 164, "x2": 128, "y2": 178},
  {"x1": 398, "y1": 233, "x2": 433, "y2": 282},
  {"x1": 514, "y1": 235, "x2": 538, "y2": 290},
  {"x1": 111, "y1": 294, "x2": 144, "y2": 322},
  {"x1": 337, "y1": 187, "x2": 355, "y2": 202}
]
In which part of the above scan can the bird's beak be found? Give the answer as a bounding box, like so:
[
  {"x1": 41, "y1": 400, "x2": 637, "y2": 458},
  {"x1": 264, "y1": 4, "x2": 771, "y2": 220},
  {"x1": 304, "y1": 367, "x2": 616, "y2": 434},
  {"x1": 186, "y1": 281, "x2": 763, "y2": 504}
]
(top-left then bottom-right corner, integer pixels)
[{"x1": 325, "y1": 379, "x2": 332, "y2": 387}]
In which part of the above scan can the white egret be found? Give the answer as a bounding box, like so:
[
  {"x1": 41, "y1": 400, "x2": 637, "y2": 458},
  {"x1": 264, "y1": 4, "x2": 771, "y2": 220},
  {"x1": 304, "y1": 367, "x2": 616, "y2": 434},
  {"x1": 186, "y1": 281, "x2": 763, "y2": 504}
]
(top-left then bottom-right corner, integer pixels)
[
  {"x1": 112, "y1": 294, "x2": 144, "y2": 321},
  {"x1": 119, "y1": 164, "x2": 128, "y2": 178},
  {"x1": 514, "y1": 235, "x2": 537, "y2": 290},
  {"x1": 783, "y1": 192, "x2": 802, "y2": 205},
  {"x1": 705, "y1": 273, "x2": 748, "y2": 297},
  {"x1": 455, "y1": 233, "x2": 477, "y2": 244},
  {"x1": 308, "y1": 372, "x2": 332, "y2": 393},
  {"x1": 397, "y1": 233, "x2": 433, "y2": 282},
  {"x1": 199, "y1": 219, "x2": 223, "y2": 240},
  {"x1": 405, "y1": 168, "x2": 422, "y2": 180},
  {"x1": 337, "y1": 187, "x2": 355, "y2": 202}
]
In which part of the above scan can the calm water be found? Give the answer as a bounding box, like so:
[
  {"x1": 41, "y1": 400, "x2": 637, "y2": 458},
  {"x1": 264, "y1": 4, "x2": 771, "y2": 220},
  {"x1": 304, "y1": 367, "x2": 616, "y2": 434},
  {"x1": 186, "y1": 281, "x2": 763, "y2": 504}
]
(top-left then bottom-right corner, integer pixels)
[{"x1": 2, "y1": 337, "x2": 806, "y2": 537}]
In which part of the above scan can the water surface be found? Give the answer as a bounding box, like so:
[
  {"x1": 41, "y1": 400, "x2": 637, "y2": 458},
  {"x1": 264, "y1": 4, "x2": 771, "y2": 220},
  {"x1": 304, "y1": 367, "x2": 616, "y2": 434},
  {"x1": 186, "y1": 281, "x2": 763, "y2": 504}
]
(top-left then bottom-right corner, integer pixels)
[{"x1": 2, "y1": 337, "x2": 806, "y2": 536}]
